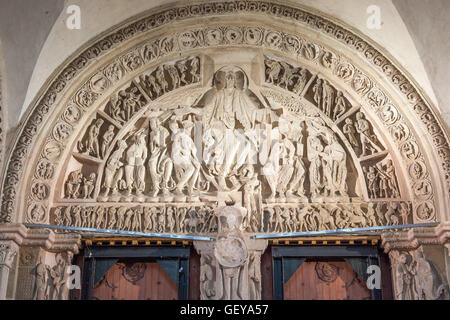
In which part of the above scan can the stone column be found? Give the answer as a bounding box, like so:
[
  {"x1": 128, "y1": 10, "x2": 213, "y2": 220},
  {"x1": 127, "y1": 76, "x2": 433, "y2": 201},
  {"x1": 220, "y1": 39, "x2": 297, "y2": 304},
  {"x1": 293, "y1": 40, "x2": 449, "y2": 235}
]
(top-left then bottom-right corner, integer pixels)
[
  {"x1": 194, "y1": 205, "x2": 267, "y2": 300},
  {"x1": 0, "y1": 241, "x2": 19, "y2": 300}
]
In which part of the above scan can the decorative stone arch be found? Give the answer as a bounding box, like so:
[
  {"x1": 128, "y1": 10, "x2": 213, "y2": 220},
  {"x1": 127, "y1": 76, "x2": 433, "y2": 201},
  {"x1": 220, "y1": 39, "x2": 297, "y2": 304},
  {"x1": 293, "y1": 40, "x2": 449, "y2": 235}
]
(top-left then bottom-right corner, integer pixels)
[
  {"x1": 1, "y1": 1, "x2": 450, "y2": 300},
  {"x1": 1, "y1": 1, "x2": 448, "y2": 226}
]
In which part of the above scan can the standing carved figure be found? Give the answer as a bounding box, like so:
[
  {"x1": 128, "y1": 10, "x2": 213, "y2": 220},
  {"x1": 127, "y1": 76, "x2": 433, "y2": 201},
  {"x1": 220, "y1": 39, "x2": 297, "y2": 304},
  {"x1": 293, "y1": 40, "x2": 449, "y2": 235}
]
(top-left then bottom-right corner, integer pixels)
[
  {"x1": 124, "y1": 129, "x2": 148, "y2": 196},
  {"x1": 33, "y1": 260, "x2": 47, "y2": 300},
  {"x1": 385, "y1": 160, "x2": 400, "y2": 197},
  {"x1": 116, "y1": 207, "x2": 127, "y2": 230},
  {"x1": 65, "y1": 169, "x2": 83, "y2": 199},
  {"x1": 264, "y1": 129, "x2": 295, "y2": 200},
  {"x1": 165, "y1": 64, "x2": 181, "y2": 89},
  {"x1": 343, "y1": 118, "x2": 359, "y2": 148},
  {"x1": 312, "y1": 78, "x2": 323, "y2": 109},
  {"x1": 86, "y1": 118, "x2": 104, "y2": 157},
  {"x1": 308, "y1": 136, "x2": 324, "y2": 198},
  {"x1": 265, "y1": 59, "x2": 281, "y2": 84},
  {"x1": 355, "y1": 112, "x2": 381, "y2": 156},
  {"x1": 333, "y1": 91, "x2": 347, "y2": 120},
  {"x1": 82, "y1": 173, "x2": 96, "y2": 199},
  {"x1": 156, "y1": 65, "x2": 168, "y2": 94},
  {"x1": 287, "y1": 155, "x2": 306, "y2": 199},
  {"x1": 169, "y1": 119, "x2": 200, "y2": 196},
  {"x1": 102, "y1": 140, "x2": 127, "y2": 197},
  {"x1": 107, "y1": 207, "x2": 117, "y2": 229},
  {"x1": 248, "y1": 252, "x2": 261, "y2": 300},
  {"x1": 148, "y1": 118, "x2": 173, "y2": 197},
  {"x1": 176, "y1": 60, "x2": 188, "y2": 85},
  {"x1": 322, "y1": 80, "x2": 334, "y2": 117},
  {"x1": 200, "y1": 254, "x2": 216, "y2": 300},
  {"x1": 72, "y1": 206, "x2": 82, "y2": 228},
  {"x1": 293, "y1": 69, "x2": 307, "y2": 95},
  {"x1": 190, "y1": 57, "x2": 200, "y2": 82},
  {"x1": 239, "y1": 164, "x2": 260, "y2": 231},
  {"x1": 108, "y1": 94, "x2": 126, "y2": 124},
  {"x1": 396, "y1": 253, "x2": 418, "y2": 300},
  {"x1": 101, "y1": 125, "x2": 115, "y2": 159}
]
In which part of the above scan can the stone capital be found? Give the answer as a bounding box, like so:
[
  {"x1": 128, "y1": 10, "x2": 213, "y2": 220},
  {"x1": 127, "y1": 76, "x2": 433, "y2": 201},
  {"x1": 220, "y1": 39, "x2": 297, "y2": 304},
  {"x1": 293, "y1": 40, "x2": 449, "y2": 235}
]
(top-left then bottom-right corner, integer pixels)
[{"x1": 0, "y1": 241, "x2": 19, "y2": 268}]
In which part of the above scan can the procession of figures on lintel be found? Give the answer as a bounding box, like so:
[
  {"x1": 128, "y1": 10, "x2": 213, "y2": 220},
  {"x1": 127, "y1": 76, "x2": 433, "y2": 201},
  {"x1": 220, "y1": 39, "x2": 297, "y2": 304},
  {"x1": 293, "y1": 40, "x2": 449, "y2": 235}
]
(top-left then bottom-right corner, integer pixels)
[{"x1": 51, "y1": 201, "x2": 411, "y2": 235}]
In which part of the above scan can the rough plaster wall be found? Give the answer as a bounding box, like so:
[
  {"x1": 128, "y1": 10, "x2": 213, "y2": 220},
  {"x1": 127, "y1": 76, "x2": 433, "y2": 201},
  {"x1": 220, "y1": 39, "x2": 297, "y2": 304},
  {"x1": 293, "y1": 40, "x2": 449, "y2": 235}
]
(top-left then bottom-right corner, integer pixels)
[
  {"x1": 393, "y1": 0, "x2": 450, "y2": 129},
  {"x1": 0, "y1": 0, "x2": 64, "y2": 135}
]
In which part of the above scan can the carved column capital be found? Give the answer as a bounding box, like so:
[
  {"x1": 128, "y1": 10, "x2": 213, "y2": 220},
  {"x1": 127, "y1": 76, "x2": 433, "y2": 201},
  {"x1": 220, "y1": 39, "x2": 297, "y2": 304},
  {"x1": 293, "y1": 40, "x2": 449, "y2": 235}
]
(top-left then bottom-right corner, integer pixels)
[
  {"x1": 0, "y1": 241, "x2": 19, "y2": 268},
  {"x1": 381, "y1": 224, "x2": 445, "y2": 253}
]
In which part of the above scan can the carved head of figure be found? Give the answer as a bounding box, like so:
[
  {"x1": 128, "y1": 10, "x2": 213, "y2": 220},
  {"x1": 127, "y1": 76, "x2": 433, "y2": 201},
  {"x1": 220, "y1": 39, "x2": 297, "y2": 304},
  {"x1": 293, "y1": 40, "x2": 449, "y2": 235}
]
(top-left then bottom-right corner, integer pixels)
[
  {"x1": 134, "y1": 128, "x2": 147, "y2": 145},
  {"x1": 149, "y1": 118, "x2": 159, "y2": 131},
  {"x1": 117, "y1": 140, "x2": 127, "y2": 151},
  {"x1": 168, "y1": 119, "x2": 179, "y2": 134},
  {"x1": 387, "y1": 159, "x2": 394, "y2": 167},
  {"x1": 345, "y1": 118, "x2": 353, "y2": 125},
  {"x1": 95, "y1": 118, "x2": 104, "y2": 127},
  {"x1": 356, "y1": 111, "x2": 364, "y2": 120},
  {"x1": 225, "y1": 71, "x2": 236, "y2": 89}
]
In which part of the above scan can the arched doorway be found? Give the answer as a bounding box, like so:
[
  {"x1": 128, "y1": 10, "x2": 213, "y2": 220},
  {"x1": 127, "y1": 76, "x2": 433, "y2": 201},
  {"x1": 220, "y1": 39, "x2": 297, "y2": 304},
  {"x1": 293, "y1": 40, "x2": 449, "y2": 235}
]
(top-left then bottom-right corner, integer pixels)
[{"x1": 1, "y1": 1, "x2": 449, "y2": 300}]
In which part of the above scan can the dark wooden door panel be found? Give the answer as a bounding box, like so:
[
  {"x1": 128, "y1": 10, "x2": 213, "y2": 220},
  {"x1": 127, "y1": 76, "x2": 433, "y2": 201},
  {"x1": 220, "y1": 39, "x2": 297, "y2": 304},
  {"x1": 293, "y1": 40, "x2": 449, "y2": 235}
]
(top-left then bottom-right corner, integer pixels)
[
  {"x1": 91, "y1": 262, "x2": 178, "y2": 300},
  {"x1": 283, "y1": 261, "x2": 371, "y2": 300}
]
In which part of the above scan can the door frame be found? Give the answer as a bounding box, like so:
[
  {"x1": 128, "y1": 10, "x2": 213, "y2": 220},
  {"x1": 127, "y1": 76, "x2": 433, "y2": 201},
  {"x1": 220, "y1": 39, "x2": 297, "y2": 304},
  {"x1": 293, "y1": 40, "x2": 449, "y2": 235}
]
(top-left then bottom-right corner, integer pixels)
[
  {"x1": 271, "y1": 245, "x2": 390, "y2": 300},
  {"x1": 80, "y1": 245, "x2": 191, "y2": 300}
]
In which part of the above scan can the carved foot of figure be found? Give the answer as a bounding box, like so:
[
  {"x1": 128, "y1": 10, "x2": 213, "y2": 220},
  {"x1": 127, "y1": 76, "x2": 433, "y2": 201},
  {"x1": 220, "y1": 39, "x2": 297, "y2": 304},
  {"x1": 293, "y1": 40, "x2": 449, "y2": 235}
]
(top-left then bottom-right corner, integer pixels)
[
  {"x1": 109, "y1": 190, "x2": 121, "y2": 202},
  {"x1": 188, "y1": 195, "x2": 200, "y2": 202},
  {"x1": 337, "y1": 195, "x2": 350, "y2": 203},
  {"x1": 98, "y1": 189, "x2": 110, "y2": 202},
  {"x1": 134, "y1": 193, "x2": 145, "y2": 203},
  {"x1": 161, "y1": 191, "x2": 174, "y2": 202},
  {"x1": 174, "y1": 189, "x2": 186, "y2": 202},
  {"x1": 151, "y1": 189, "x2": 159, "y2": 197},
  {"x1": 296, "y1": 192, "x2": 309, "y2": 202},
  {"x1": 311, "y1": 195, "x2": 324, "y2": 203},
  {"x1": 286, "y1": 191, "x2": 299, "y2": 203}
]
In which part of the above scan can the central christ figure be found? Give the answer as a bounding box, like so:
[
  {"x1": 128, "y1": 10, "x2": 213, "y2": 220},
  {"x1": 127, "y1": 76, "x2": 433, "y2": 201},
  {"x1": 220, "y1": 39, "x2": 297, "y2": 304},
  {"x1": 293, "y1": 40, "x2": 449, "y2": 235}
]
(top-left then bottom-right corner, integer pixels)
[{"x1": 199, "y1": 66, "x2": 267, "y2": 130}]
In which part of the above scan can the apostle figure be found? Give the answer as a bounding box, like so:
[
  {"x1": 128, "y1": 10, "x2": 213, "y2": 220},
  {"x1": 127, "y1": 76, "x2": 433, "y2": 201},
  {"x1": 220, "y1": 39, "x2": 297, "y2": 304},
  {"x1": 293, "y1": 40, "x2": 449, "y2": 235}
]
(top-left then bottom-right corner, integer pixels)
[
  {"x1": 169, "y1": 118, "x2": 200, "y2": 196},
  {"x1": 148, "y1": 117, "x2": 173, "y2": 197},
  {"x1": 124, "y1": 129, "x2": 148, "y2": 196}
]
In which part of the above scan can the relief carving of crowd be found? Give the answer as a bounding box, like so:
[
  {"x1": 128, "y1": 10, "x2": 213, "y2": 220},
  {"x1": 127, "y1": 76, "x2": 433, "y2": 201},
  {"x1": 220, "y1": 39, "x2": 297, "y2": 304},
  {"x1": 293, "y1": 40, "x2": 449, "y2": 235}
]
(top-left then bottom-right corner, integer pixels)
[{"x1": 53, "y1": 63, "x2": 413, "y2": 235}]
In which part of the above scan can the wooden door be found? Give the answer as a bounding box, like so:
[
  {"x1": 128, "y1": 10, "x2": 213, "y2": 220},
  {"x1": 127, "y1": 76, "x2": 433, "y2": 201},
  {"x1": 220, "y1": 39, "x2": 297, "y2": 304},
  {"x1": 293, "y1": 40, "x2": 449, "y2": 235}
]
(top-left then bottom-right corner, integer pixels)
[
  {"x1": 284, "y1": 260, "x2": 371, "y2": 300},
  {"x1": 91, "y1": 261, "x2": 178, "y2": 300}
]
